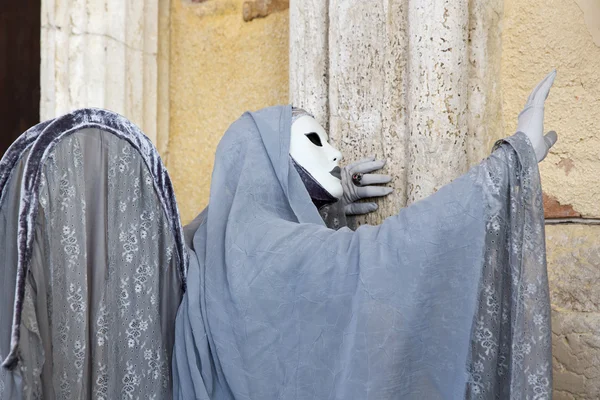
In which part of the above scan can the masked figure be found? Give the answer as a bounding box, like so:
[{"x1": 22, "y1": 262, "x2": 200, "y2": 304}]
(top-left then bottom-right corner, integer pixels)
[
  {"x1": 0, "y1": 109, "x2": 186, "y2": 399},
  {"x1": 173, "y1": 71, "x2": 557, "y2": 399}
]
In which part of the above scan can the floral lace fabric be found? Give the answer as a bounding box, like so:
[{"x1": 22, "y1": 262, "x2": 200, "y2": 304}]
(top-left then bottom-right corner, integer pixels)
[
  {"x1": 465, "y1": 134, "x2": 551, "y2": 399},
  {"x1": 9, "y1": 128, "x2": 182, "y2": 399}
]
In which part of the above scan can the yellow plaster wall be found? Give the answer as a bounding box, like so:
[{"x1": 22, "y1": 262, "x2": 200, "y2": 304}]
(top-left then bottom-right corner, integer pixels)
[
  {"x1": 167, "y1": 0, "x2": 289, "y2": 223},
  {"x1": 502, "y1": 0, "x2": 600, "y2": 217}
]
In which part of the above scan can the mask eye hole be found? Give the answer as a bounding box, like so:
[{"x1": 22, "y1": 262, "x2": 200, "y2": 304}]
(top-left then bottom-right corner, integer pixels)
[{"x1": 305, "y1": 132, "x2": 322, "y2": 147}]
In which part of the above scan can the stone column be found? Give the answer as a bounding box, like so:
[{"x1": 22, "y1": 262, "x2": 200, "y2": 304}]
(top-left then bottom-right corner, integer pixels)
[
  {"x1": 327, "y1": 0, "x2": 410, "y2": 223},
  {"x1": 406, "y1": 0, "x2": 469, "y2": 202},
  {"x1": 289, "y1": 0, "x2": 503, "y2": 224},
  {"x1": 289, "y1": 0, "x2": 329, "y2": 128},
  {"x1": 40, "y1": 0, "x2": 169, "y2": 148}
]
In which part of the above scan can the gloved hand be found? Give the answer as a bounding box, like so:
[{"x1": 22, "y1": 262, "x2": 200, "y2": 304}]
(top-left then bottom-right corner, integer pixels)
[
  {"x1": 341, "y1": 156, "x2": 393, "y2": 215},
  {"x1": 517, "y1": 70, "x2": 559, "y2": 162}
]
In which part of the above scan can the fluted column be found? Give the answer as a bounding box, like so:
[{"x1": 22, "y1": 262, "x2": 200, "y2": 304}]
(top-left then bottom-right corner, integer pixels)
[
  {"x1": 406, "y1": 0, "x2": 469, "y2": 202},
  {"x1": 40, "y1": 0, "x2": 167, "y2": 146},
  {"x1": 289, "y1": 0, "x2": 329, "y2": 129},
  {"x1": 290, "y1": 0, "x2": 503, "y2": 223},
  {"x1": 327, "y1": 0, "x2": 409, "y2": 223},
  {"x1": 467, "y1": 0, "x2": 504, "y2": 165}
]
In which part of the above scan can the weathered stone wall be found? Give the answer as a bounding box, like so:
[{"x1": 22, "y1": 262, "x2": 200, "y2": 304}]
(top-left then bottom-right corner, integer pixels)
[{"x1": 547, "y1": 225, "x2": 600, "y2": 399}]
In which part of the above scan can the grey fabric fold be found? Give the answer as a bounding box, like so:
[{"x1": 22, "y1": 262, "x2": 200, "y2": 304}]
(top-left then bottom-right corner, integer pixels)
[{"x1": 173, "y1": 105, "x2": 551, "y2": 399}]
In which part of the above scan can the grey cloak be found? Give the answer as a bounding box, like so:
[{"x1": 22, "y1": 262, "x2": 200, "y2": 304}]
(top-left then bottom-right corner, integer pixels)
[
  {"x1": 0, "y1": 108, "x2": 187, "y2": 399},
  {"x1": 0, "y1": 119, "x2": 54, "y2": 399},
  {"x1": 173, "y1": 105, "x2": 552, "y2": 399}
]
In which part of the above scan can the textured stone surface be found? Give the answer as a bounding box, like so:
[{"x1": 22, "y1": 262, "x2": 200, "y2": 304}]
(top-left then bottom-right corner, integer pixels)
[
  {"x1": 552, "y1": 310, "x2": 600, "y2": 399},
  {"x1": 328, "y1": 0, "x2": 409, "y2": 223},
  {"x1": 406, "y1": 0, "x2": 470, "y2": 202},
  {"x1": 546, "y1": 225, "x2": 600, "y2": 313},
  {"x1": 547, "y1": 224, "x2": 600, "y2": 398},
  {"x1": 168, "y1": 0, "x2": 289, "y2": 223},
  {"x1": 502, "y1": 0, "x2": 600, "y2": 218},
  {"x1": 289, "y1": 0, "x2": 328, "y2": 128},
  {"x1": 40, "y1": 0, "x2": 163, "y2": 144},
  {"x1": 466, "y1": 0, "x2": 504, "y2": 165}
]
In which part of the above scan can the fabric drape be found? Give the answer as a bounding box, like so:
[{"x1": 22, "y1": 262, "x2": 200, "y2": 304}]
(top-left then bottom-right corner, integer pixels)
[{"x1": 173, "y1": 105, "x2": 551, "y2": 399}]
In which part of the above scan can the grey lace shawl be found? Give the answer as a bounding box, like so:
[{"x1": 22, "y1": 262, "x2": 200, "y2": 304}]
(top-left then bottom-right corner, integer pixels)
[
  {"x1": 0, "y1": 108, "x2": 187, "y2": 399},
  {"x1": 173, "y1": 105, "x2": 551, "y2": 399}
]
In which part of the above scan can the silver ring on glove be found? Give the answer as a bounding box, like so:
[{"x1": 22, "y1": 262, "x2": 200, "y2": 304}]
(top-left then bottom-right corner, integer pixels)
[{"x1": 352, "y1": 173, "x2": 363, "y2": 186}]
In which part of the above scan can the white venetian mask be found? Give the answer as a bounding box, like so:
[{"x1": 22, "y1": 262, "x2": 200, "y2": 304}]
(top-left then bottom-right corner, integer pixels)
[{"x1": 290, "y1": 114, "x2": 343, "y2": 199}]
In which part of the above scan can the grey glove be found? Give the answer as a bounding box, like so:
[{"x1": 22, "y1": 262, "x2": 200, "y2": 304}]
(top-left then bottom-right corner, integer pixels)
[
  {"x1": 341, "y1": 156, "x2": 393, "y2": 215},
  {"x1": 517, "y1": 70, "x2": 559, "y2": 162}
]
